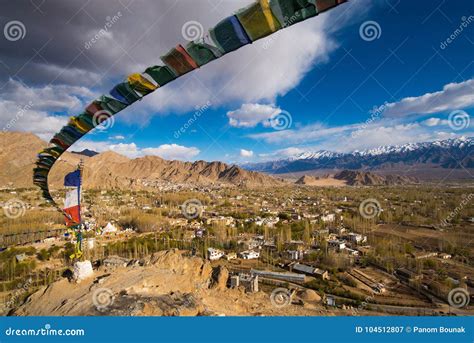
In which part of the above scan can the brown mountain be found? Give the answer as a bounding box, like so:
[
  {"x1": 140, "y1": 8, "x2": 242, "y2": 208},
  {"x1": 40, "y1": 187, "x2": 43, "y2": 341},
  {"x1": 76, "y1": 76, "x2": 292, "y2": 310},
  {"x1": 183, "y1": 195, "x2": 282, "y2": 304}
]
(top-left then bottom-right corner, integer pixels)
[
  {"x1": 334, "y1": 170, "x2": 418, "y2": 186},
  {"x1": 293, "y1": 170, "x2": 418, "y2": 186},
  {"x1": 295, "y1": 175, "x2": 320, "y2": 185},
  {"x1": 0, "y1": 132, "x2": 49, "y2": 188},
  {"x1": 0, "y1": 132, "x2": 283, "y2": 189}
]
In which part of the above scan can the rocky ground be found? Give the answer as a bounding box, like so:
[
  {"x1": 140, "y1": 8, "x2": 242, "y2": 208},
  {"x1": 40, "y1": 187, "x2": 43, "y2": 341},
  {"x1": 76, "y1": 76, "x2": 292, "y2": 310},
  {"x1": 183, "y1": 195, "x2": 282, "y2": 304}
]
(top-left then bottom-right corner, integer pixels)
[{"x1": 12, "y1": 250, "x2": 337, "y2": 316}]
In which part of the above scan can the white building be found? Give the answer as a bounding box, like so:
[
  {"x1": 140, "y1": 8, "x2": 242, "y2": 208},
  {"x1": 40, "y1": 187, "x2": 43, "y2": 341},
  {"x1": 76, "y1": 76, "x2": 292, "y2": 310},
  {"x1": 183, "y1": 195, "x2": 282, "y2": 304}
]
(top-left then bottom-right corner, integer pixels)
[
  {"x1": 439, "y1": 253, "x2": 452, "y2": 259},
  {"x1": 225, "y1": 252, "x2": 237, "y2": 260},
  {"x1": 328, "y1": 239, "x2": 346, "y2": 251},
  {"x1": 206, "y1": 216, "x2": 235, "y2": 226},
  {"x1": 325, "y1": 295, "x2": 336, "y2": 306},
  {"x1": 239, "y1": 250, "x2": 260, "y2": 260},
  {"x1": 344, "y1": 247, "x2": 359, "y2": 256},
  {"x1": 287, "y1": 250, "x2": 304, "y2": 260},
  {"x1": 321, "y1": 214, "x2": 336, "y2": 222},
  {"x1": 102, "y1": 222, "x2": 118, "y2": 234},
  {"x1": 247, "y1": 240, "x2": 262, "y2": 250},
  {"x1": 347, "y1": 233, "x2": 367, "y2": 244},
  {"x1": 207, "y1": 248, "x2": 224, "y2": 261}
]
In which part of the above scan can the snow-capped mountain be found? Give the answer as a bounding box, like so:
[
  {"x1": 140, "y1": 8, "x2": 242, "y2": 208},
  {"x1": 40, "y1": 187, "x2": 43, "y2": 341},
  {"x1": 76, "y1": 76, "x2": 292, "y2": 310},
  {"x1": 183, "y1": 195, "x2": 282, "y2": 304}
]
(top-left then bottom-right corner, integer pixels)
[
  {"x1": 291, "y1": 150, "x2": 343, "y2": 160},
  {"x1": 242, "y1": 137, "x2": 474, "y2": 174}
]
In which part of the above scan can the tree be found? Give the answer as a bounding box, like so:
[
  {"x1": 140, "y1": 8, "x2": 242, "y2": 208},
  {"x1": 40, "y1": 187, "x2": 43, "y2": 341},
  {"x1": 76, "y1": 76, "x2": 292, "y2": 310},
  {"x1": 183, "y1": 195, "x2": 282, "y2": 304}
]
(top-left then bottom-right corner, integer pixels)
[{"x1": 303, "y1": 221, "x2": 311, "y2": 244}]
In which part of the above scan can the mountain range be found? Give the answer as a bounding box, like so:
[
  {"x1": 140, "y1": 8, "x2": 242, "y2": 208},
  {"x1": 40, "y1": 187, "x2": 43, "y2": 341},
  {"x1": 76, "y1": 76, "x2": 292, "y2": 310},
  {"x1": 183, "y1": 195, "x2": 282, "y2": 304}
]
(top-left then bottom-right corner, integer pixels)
[
  {"x1": 1, "y1": 133, "x2": 471, "y2": 191},
  {"x1": 0, "y1": 132, "x2": 283, "y2": 190},
  {"x1": 242, "y1": 137, "x2": 474, "y2": 180}
]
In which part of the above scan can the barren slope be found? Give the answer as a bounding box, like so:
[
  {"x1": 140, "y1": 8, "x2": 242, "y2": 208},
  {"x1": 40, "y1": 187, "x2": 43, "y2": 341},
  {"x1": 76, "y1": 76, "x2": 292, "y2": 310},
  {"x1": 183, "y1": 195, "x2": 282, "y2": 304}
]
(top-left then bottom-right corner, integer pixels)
[
  {"x1": 0, "y1": 132, "x2": 284, "y2": 189},
  {"x1": 13, "y1": 250, "x2": 327, "y2": 317}
]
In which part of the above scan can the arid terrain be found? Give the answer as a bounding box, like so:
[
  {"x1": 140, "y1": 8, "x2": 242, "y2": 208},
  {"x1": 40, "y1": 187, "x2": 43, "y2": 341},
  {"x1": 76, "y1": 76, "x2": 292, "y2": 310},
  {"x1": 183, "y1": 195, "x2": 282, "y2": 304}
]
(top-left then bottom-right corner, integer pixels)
[
  {"x1": 13, "y1": 250, "x2": 340, "y2": 316},
  {"x1": 0, "y1": 132, "x2": 473, "y2": 317},
  {"x1": 0, "y1": 132, "x2": 284, "y2": 190}
]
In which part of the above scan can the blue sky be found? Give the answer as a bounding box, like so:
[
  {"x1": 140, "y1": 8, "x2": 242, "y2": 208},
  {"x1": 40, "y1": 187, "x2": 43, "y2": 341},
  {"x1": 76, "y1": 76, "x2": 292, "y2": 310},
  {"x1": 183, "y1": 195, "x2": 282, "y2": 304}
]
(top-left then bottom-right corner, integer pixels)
[{"x1": 1, "y1": 0, "x2": 473, "y2": 162}]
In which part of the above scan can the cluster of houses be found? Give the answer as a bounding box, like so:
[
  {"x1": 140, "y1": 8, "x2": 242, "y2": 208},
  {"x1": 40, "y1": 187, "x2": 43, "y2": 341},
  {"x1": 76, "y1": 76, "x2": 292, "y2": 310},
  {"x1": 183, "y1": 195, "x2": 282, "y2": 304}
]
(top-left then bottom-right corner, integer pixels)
[
  {"x1": 318, "y1": 226, "x2": 369, "y2": 257},
  {"x1": 207, "y1": 247, "x2": 260, "y2": 261},
  {"x1": 265, "y1": 225, "x2": 370, "y2": 263},
  {"x1": 246, "y1": 216, "x2": 280, "y2": 228}
]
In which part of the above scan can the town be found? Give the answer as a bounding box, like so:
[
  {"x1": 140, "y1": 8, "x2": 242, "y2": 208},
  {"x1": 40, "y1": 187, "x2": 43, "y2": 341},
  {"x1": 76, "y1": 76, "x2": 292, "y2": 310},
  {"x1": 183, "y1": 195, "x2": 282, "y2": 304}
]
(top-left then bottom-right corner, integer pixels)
[{"x1": 0, "y1": 183, "x2": 473, "y2": 316}]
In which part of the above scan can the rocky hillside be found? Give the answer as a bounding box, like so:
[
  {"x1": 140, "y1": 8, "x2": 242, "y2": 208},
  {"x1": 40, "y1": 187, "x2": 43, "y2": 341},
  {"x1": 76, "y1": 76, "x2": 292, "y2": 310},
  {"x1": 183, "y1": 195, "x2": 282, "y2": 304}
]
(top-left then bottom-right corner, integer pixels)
[
  {"x1": 0, "y1": 132, "x2": 47, "y2": 188},
  {"x1": 0, "y1": 132, "x2": 283, "y2": 189},
  {"x1": 295, "y1": 170, "x2": 418, "y2": 186},
  {"x1": 333, "y1": 170, "x2": 419, "y2": 186},
  {"x1": 12, "y1": 250, "x2": 324, "y2": 316}
]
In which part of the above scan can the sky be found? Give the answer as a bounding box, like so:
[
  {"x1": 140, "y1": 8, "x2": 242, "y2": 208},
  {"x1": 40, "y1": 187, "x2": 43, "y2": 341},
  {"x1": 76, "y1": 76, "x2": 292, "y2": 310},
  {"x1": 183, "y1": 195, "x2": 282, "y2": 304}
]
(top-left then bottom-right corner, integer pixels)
[{"x1": 0, "y1": 0, "x2": 473, "y2": 163}]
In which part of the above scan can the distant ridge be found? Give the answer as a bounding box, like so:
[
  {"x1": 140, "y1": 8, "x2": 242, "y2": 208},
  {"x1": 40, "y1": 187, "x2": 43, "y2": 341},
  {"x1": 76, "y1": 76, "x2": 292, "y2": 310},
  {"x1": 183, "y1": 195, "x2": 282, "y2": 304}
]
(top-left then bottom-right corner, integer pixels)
[
  {"x1": 333, "y1": 170, "x2": 418, "y2": 186},
  {"x1": 295, "y1": 170, "x2": 418, "y2": 186},
  {"x1": 243, "y1": 137, "x2": 474, "y2": 179},
  {"x1": 0, "y1": 132, "x2": 284, "y2": 190},
  {"x1": 71, "y1": 149, "x2": 99, "y2": 157}
]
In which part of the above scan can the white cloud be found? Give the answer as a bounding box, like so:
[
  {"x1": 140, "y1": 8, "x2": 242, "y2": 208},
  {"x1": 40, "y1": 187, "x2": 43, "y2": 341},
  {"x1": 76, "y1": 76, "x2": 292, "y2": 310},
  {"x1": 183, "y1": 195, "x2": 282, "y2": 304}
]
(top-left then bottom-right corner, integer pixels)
[
  {"x1": 1, "y1": 0, "x2": 372, "y2": 149},
  {"x1": 381, "y1": 79, "x2": 474, "y2": 118},
  {"x1": 1, "y1": 79, "x2": 93, "y2": 112},
  {"x1": 249, "y1": 79, "x2": 474, "y2": 150},
  {"x1": 0, "y1": 103, "x2": 66, "y2": 141},
  {"x1": 1, "y1": 0, "x2": 370, "y2": 140},
  {"x1": 105, "y1": 0, "x2": 369, "y2": 121},
  {"x1": 136, "y1": 19, "x2": 336, "y2": 118},
  {"x1": 228, "y1": 104, "x2": 281, "y2": 128},
  {"x1": 258, "y1": 147, "x2": 306, "y2": 159},
  {"x1": 239, "y1": 149, "x2": 254, "y2": 158},
  {"x1": 421, "y1": 117, "x2": 450, "y2": 127},
  {"x1": 71, "y1": 140, "x2": 200, "y2": 161},
  {"x1": 142, "y1": 144, "x2": 200, "y2": 161},
  {"x1": 422, "y1": 117, "x2": 441, "y2": 126},
  {"x1": 107, "y1": 143, "x2": 141, "y2": 158},
  {"x1": 0, "y1": 79, "x2": 94, "y2": 139}
]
